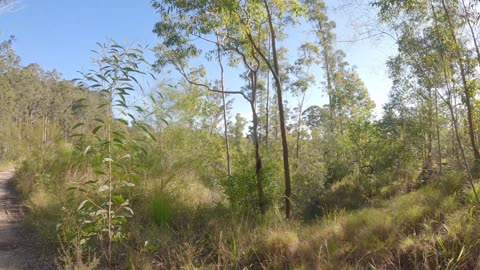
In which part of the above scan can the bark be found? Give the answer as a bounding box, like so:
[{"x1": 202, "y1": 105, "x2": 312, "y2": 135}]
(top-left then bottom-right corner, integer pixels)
[
  {"x1": 263, "y1": 0, "x2": 292, "y2": 219},
  {"x1": 435, "y1": 90, "x2": 442, "y2": 173},
  {"x1": 425, "y1": 89, "x2": 433, "y2": 173},
  {"x1": 265, "y1": 65, "x2": 270, "y2": 145},
  {"x1": 250, "y1": 71, "x2": 266, "y2": 215},
  {"x1": 265, "y1": 35, "x2": 271, "y2": 145},
  {"x1": 216, "y1": 37, "x2": 232, "y2": 176}
]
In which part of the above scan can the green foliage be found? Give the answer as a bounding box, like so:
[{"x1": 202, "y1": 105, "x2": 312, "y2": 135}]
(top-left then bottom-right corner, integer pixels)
[
  {"x1": 221, "y1": 161, "x2": 258, "y2": 211},
  {"x1": 221, "y1": 152, "x2": 279, "y2": 212},
  {"x1": 149, "y1": 194, "x2": 173, "y2": 226},
  {"x1": 53, "y1": 41, "x2": 157, "y2": 267},
  {"x1": 0, "y1": 39, "x2": 103, "y2": 162}
]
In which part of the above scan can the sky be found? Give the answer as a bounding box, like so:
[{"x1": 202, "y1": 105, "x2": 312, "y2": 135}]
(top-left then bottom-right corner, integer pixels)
[{"x1": 0, "y1": 0, "x2": 397, "y2": 120}]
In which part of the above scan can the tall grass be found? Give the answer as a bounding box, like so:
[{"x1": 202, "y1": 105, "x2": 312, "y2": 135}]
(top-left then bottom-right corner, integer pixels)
[{"x1": 14, "y1": 141, "x2": 480, "y2": 270}]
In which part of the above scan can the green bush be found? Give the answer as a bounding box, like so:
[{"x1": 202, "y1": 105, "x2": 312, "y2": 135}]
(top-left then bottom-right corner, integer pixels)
[
  {"x1": 220, "y1": 152, "x2": 279, "y2": 213},
  {"x1": 150, "y1": 194, "x2": 173, "y2": 226}
]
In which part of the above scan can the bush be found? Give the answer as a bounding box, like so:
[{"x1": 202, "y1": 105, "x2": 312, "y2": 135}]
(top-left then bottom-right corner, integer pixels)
[
  {"x1": 149, "y1": 194, "x2": 173, "y2": 226},
  {"x1": 220, "y1": 152, "x2": 279, "y2": 213}
]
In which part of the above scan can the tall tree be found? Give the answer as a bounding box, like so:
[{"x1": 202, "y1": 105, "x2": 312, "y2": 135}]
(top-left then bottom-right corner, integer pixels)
[
  {"x1": 374, "y1": 0, "x2": 480, "y2": 202},
  {"x1": 152, "y1": 0, "x2": 304, "y2": 218},
  {"x1": 304, "y1": 0, "x2": 337, "y2": 124}
]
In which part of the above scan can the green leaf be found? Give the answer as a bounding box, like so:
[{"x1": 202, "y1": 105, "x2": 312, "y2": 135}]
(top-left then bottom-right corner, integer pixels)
[
  {"x1": 143, "y1": 131, "x2": 156, "y2": 141},
  {"x1": 97, "y1": 102, "x2": 109, "y2": 109},
  {"x1": 113, "y1": 138, "x2": 123, "y2": 145},
  {"x1": 84, "y1": 180, "x2": 98, "y2": 185},
  {"x1": 134, "y1": 106, "x2": 144, "y2": 113},
  {"x1": 115, "y1": 118, "x2": 129, "y2": 126},
  {"x1": 149, "y1": 94, "x2": 156, "y2": 104},
  {"x1": 92, "y1": 125, "x2": 103, "y2": 134},
  {"x1": 93, "y1": 169, "x2": 106, "y2": 175},
  {"x1": 96, "y1": 74, "x2": 108, "y2": 82},
  {"x1": 127, "y1": 113, "x2": 136, "y2": 121},
  {"x1": 72, "y1": 123, "x2": 84, "y2": 130},
  {"x1": 112, "y1": 195, "x2": 126, "y2": 204},
  {"x1": 84, "y1": 225, "x2": 96, "y2": 233}
]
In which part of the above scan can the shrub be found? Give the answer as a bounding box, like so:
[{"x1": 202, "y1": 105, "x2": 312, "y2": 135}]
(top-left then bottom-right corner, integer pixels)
[
  {"x1": 220, "y1": 152, "x2": 279, "y2": 213},
  {"x1": 149, "y1": 194, "x2": 173, "y2": 226}
]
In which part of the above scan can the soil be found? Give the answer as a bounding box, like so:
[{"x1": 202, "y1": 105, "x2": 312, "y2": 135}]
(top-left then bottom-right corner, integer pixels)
[{"x1": 0, "y1": 168, "x2": 54, "y2": 269}]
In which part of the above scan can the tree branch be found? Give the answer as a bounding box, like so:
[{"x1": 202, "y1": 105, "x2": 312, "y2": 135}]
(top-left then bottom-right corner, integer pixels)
[{"x1": 175, "y1": 62, "x2": 251, "y2": 102}]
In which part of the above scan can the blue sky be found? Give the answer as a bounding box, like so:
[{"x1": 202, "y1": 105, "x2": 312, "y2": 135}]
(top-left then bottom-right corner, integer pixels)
[
  {"x1": 0, "y1": 0, "x2": 158, "y2": 77},
  {"x1": 0, "y1": 0, "x2": 397, "y2": 119}
]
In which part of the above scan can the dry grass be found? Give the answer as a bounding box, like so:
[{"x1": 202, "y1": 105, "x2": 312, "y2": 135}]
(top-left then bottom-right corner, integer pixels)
[
  {"x1": 264, "y1": 229, "x2": 300, "y2": 261},
  {"x1": 16, "y1": 153, "x2": 480, "y2": 269}
]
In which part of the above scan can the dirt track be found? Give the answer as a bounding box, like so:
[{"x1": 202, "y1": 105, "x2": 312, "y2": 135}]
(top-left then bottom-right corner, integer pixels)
[{"x1": 0, "y1": 168, "x2": 53, "y2": 270}]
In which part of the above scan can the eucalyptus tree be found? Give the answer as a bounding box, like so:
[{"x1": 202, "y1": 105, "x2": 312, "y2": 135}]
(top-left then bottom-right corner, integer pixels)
[
  {"x1": 68, "y1": 42, "x2": 156, "y2": 265},
  {"x1": 374, "y1": 0, "x2": 480, "y2": 164},
  {"x1": 0, "y1": 38, "x2": 105, "y2": 161},
  {"x1": 460, "y1": 0, "x2": 480, "y2": 68},
  {"x1": 289, "y1": 43, "x2": 319, "y2": 160},
  {"x1": 374, "y1": 0, "x2": 480, "y2": 202},
  {"x1": 152, "y1": 0, "x2": 304, "y2": 218},
  {"x1": 303, "y1": 0, "x2": 336, "y2": 123},
  {"x1": 437, "y1": 0, "x2": 480, "y2": 161},
  {"x1": 304, "y1": 0, "x2": 374, "y2": 130},
  {"x1": 152, "y1": 0, "x2": 268, "y2": 214},
  {"x1": 303, "y1": 0, "x2": 374, "y2": 186}
]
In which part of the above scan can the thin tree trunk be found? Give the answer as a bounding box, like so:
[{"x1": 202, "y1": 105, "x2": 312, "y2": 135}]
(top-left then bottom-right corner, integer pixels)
[
  {"x1": 441, "y1": 90, "x2": 479, "y2": 204},
  {"x1": 440, "y1": 60, "x2": 480, "y2": 204},
  {"x1": 250, "y1": 71, "x2": 266, "y2": 215},
  {"x1": 221, "y1": 91, "x2": 231, "y2": 176},
  {"x1": 316, "y1": 20, "x2": 335, "y2": 128},
  {"x1": 216, "y1": 37, "x2": 231, "y2": 176},
  {"x1": 265, "y1": 64, "x2": 270, "y2": 145},
  {"x1": 295, "y1": 93, "x2": 306, "y2": 160},
  {"x1": 264, "y1": 35, "x2": 272, "y2": 146},
  {"x1": 263, "y1": 0, "x2": 292, "y2": 219},
  {"x1": 435, "y1": 90, "x2": 442, "y2": 173},
  {"x1": 426, "y1": 89, "x2": 433, "y2": 172}
]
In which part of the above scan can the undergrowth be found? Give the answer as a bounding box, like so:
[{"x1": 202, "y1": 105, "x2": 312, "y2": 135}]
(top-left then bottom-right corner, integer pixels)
[{"x1": 14, "y1": 144, "x2": 480, "y2": 270}]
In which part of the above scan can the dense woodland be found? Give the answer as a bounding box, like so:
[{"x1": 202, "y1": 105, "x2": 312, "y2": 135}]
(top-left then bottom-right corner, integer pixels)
[{"x1": 2, "y1": 0, "x2": 480, "y2": 269}]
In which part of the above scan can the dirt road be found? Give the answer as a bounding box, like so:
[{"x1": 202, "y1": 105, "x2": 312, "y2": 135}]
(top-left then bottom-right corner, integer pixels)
[{"x1": 0, "y1": 168, "x2": 53, "y2": 270}]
